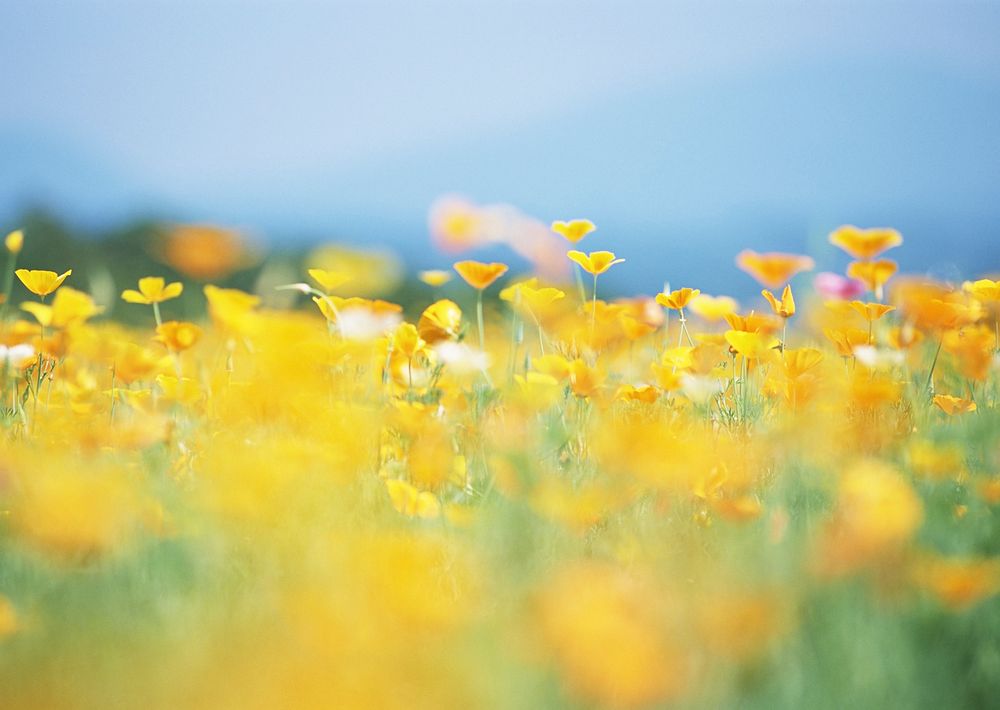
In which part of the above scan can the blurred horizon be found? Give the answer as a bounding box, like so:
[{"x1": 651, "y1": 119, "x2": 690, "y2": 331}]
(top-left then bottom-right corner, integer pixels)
[{"x1": 2, "y1": 0, "x2": 1000, "y2": 294}]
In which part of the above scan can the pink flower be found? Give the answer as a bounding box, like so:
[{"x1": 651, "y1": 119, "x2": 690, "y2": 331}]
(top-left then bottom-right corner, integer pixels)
[{"x1": 814, "y1": 272, "x2": 865, "y2": 300}]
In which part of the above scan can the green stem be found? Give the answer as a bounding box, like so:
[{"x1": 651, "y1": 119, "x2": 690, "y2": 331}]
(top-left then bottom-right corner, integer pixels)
[
  {"x1": 924, "y1": 338, "x2": 943, "y2": 393},
  {"x1": 476, "y1": 289, "x2": 485, "y2": 351}
]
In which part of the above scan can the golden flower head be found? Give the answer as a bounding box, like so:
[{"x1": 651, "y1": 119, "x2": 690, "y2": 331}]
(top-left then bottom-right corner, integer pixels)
[
  {"x1": 736, "y1": 250, "x2": 814, "y2": 289},
  {"x1": 16, "y1": 268, "x2": 72, "y2": 297},
  {"x1": 656, "y1": 287, "x2": 700, "y2": 311},
  {"x1": 155, "y1": 321, "x2": 203, "y2": 352},
  {"x1": 453, "y1": 260, "x2": 509, "y2": 290},
  {"x1": 122, "y1": 276, "x2": 184, "y2": 305},
  {"x1": 761, "y1": 285, "x2": 796, "y2": 319},
  {"x1": 829, "y1": 225, "x2": 903, "y2": 260},
  {"x1": 5, "y1": 229, "x2": 24, "y2": 254},
  {"x1": 418, "y1": 269, "x2": 453, "y2": 287},
  {"x1": 567, "y1": 250, "x2": 624, "y2": 276},
  {"x1": 550, "y1": 219, "x2": 596, "y2": 244}
]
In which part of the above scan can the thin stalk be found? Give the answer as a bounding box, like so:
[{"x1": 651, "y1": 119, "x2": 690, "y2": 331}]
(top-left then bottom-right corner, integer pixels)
[{"x1": 476, "y1": 289, "x2": 486, "y2": 351}]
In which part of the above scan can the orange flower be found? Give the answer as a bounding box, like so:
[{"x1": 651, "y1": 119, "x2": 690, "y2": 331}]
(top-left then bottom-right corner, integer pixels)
[
  {"x1": 656, "y1": 287, "x2": 700, "y2": 311},
  {"x1": 735, "y1": 250, "x2": 814, "y2": 289},
  {"x1": 453, "y1": 260, "x2": 508, "y2": 290},
  {"x1": 932, "y1": 394, "x2": 977, "y2": 416},
  {"x1": 160, "y1": 224, "x2": 248, "y2": 280},
  {"x1": 418, "y1": 270, "x2": 453, "y2": 287},
  {"x1": 848, "y1": 301, "x2": 895, "y2": 322},
  {"x1": 847, "y1": 260, "x2": 898, "y2": 297},
  {"x1": 761, "y1": 285, "x2": 795, "y2": 318},
  {"x1": 550, "y1": 219, "x2": 596, "y2": 243},
  {"x1": 155, "y1": 321, "x2": 202, "y2": 352},
  {"x1": 566, "y1": 250, "x2": 625, "y2": 276},
  {"x1": 829, "y1": 225, "x2": 903, "y2": 260}
]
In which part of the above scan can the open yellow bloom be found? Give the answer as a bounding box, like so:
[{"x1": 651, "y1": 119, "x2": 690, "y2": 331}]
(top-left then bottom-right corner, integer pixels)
[
  {"x1": 16, "y1": 268, "x2": 72, "y2": 297},
  {"x1": 689, "y1": 294, "x2": 738, "y2": 322},
  {"x1": 418, "y1": 269, "x2": 453, "y2": 287},
  {"x1": 453, "y1": 260, "x2": 509, "y2": 290},
  {"x1": 656, "y1": 287, "x2": 700, "y2": 311},
  {"x1": 932, "y1": 394, "x2": 977, "y2": 416},
  {"x1": 417, "y1": 299, "x2": 463, "y2": 344},
  {"x1": 21, "y1": 287, "x2": 103, "y2": 329},
  {"x1": 761, "y1": 285, "x2": 795, "y2": 318},
  {"x1": 849, "y1": 301, "x2": 895, "y2": 322},
  {"x1": 5, "y1": 229, "x2": 24, "y2": 254},
  {"x1": 725, "y1": 330, "x2": 780, "y2": 359},
  {"x1": 307, "y1": 268, "x2": 350, "y2": 293},
  {"x1": 829, "y1": 225, "x2": 903, "y2": 260},
  {"x1": 550, "y1": 219, "x2": 596, "y2": 243},
  {"x1": 566, "y1": 250, "x2": 624, "y2": 276},
  {"x1": 964, "y1": 278, "x2": 1000, "y2": 303},
  {"x1": 736, "y1": 250, "x2": 814, "y2": 289},
  {"x1": 847, "y1": 259, "x2": 897, "y2": 296},
  {"x1": 155, "y1": 321, "x2": 203, "y2": 352},
  {"x1": 122, "y1": 277, "x2": 184, "y2": 305}
]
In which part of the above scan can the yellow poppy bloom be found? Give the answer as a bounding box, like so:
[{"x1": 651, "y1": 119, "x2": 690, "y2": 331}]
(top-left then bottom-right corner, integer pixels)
[
  {"x1": 122, "y1": 276, "x2": 184, "y2": 305},
  {"x1": 963, "y1": 278, "x2": 1000, "y2": 303},
  {"x1": 566, "y1": 250, "x2": 625, "y2": 276},
  {"x1": 417, "y1": 299, "x2": 463, "y2": 344},
  {"x1": 849, "y1": 301, "x2": 895, "y2": 322},
  {"x1": 847, "y1": 259, "x2": 898, "y2": 296},
  {"x1": 932, "y1": 394, "x2": 977, "y2": 416},
  {"x1": 550, "y1": 219, "x2": 596, "y2": 243},
  {"x1": 689, "y1": 294, "x2": 739, "y2": 321},
  {"x1": 15, "y1": 268, "x2": 72, "y2": 297},
  {"x1": 735, "y1": 250, "x2": 814, "y2": 289},
  {"x1": 155, "y1": 321, "x2": 203, "y2": 352},
  {"x1": 453, "y1": 260, "x2": 509, "y2": 290},
  {"x1": 418, "y1": 269, "x2": 453, "y2": 287},
  {"x1": 761, "y1": 285, "x2": 796, "y2": 318},
  {"x1": 5, "y1": 229, "x2": 23, "y2": 254},
  {"x1": 656, "y1": 287, "x2": 701, "y2": 311},
  {"x1": 829, "y1": 225, "x2": 903, "y2": 260},
  {"x1": 307, "y1": 268, "x2": 350, "y2": 293}
]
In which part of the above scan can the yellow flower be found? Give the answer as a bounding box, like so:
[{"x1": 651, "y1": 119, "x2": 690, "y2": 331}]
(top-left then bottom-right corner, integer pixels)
[
  {"x1": 566, "y1": 250, "x2": 625, "y2": 276},
  {"x1": 848, "y1": 301, "x2": 895, "y2": 322},
  {"x1": 932, "y1": 394, "x2": 977, "y2": 416},
  {"x1": 550, "y1": 219, "x2": 596, "y2": 243},
  {"x1": 392, "y1": 322, "x2": 426, "y2": 359},
  {"x1": 453, "y1": 260, "x2": 509, "y2": 290},
  {"x1": 15, "y1": 268, "x2": 72, "y2": 297},
  {"x1": 417, "y1": 299, "x2": 463, "y2": 344},
  {"x1": 204, "y1": 285, "x2": 260, "y2": 335},
  {"x1": 122, "y1": 276, "x2": 184, "y2": 305},
  {"x1": 5, "y1": 229, "x2": 24, "y2": 254},
  {"x1": 847, "y1": 259, "x2": 898, "y2": 296},
  {"x1": 569, "y1": 358, "x2": 605, "y2": 397},
  {"x1": 724, "y1": 330, "x2": 780, "y2": 359},
  {"x1": 829, "y1": 225, "x2": 903, "y2": 260},
  {"x1": 155, "y1": 321, "x2": 203, "y2": 352},
  {"x1": 963, "y1": 278, "x2": 1000, "y2": 303},
  {"x1": 761, "y1": 285, "x2": 796, "y2": 318},
  {"x1": 689, "y1": 294, "x2": 739, "y2": 322},
  {"x1": 656, "y1": 287, "x2": 701, "y2": 311},
  {"x1": 418, "y1": 269, "x2": 453, "y2": 287},
  {"x1": 0, "y1": 595, "x2": 19, "y2": 639},
  {"x1": 735, "y1": 251, "x2": 814, "y2": 289},
  {"x1": 385, "y1": 479, "x2": 440, "y2": 519},
  {"x1": 307, "y1": 268, "x2": 350, "y2": 293},
  {"x1": 21, "y1": 287, "x2": 103, "y2": 328}
]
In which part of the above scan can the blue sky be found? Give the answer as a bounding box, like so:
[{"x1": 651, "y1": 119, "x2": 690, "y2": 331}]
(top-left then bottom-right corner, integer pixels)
[{"x1": 2, "y1": 1, "x2": 999, "y2": 291}]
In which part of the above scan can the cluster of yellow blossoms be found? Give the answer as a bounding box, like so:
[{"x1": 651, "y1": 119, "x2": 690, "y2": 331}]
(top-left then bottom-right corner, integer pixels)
[{"x1": 0, "y1": 220, "x2": 999, "y2": 709}]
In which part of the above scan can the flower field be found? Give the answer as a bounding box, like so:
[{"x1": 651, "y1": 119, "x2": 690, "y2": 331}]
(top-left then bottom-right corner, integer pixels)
[{"x1": 1, "y1": 218, "x2": 999, "y2": 709}]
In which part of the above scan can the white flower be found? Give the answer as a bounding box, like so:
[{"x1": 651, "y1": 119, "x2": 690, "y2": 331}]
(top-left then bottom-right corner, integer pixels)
[
  {"x1": 853, "y1": 345, "x2": 904, "y2": 370},
  {"x1": 434, "y1": 341, "x2": 491, "y2": 375},
  {"x1": 680, "y1": 373, "x2": 723, "y2": 405},
  {"x1": 337, "y1": 307, "x2": 402, "y2": 341},
  {"x1": 0, "y1": 343, "x2": 35, "y2": 367}
]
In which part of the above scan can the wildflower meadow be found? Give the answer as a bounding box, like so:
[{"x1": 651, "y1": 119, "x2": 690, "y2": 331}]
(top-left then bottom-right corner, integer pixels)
[{"x1": 0, "y1": 213, "x2": 999, "y2": 710}]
